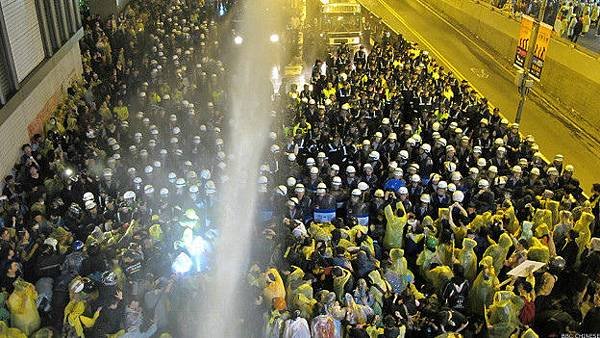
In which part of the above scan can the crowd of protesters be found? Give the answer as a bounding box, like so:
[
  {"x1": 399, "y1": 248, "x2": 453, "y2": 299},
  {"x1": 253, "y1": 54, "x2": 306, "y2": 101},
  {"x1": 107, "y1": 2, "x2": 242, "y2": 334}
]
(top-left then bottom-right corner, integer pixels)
[
  {"x1": 0, "y1": 0, "x2": 600, "y2": 335},
  {"x1": 249, "y1": 31, "x2": 600, "y2": 338},
  {"x1": 0, "y1": 0, "x2": 238, "y2": 336}
]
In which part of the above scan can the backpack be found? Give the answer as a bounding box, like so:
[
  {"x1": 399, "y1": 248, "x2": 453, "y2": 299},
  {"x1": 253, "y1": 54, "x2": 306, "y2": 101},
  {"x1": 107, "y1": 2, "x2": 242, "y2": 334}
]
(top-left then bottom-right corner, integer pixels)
[
  {"x1": 444, "y1": 280, "x2": 468, "y2": 311},
  {"x1": 519, "y1": 299, "x2": 536, "y2": 325}
]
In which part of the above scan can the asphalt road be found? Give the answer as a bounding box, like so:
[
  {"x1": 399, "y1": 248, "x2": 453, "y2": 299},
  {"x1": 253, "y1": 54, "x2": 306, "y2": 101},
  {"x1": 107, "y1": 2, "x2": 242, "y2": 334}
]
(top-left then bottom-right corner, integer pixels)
[{"x1": 358, "y1": 0, "x2": 599, "y2": 193}]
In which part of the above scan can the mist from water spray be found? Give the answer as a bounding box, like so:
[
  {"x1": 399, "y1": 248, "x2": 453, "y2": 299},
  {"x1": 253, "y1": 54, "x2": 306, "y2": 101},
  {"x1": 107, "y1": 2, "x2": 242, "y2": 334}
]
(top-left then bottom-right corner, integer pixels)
[{"x1": 198, "y1": 1, "x2": 285, "y2": 336}]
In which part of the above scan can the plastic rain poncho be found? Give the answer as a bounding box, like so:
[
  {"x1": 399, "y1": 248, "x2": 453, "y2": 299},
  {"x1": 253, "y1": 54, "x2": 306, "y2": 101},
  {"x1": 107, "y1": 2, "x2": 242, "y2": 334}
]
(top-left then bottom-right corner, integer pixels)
[
  {"x1": 575, "y1": 212, "x2": 595, "y2": 265},
  {"x1": 293, "y1": 283, "x2": 317, "y2": 319},
  {"x1": 63, "y1": 300, "x2": 100, "y2": 337},
  {"x1": 323, "y1": 292, "x2": 344, "y2": 337},
  {"x1": 0, "y1": 321, "x2": 26, "y2": 338},
  {"x1": 384, "y1": 249, "x2": 414, "y2": 294},
  {"x1": 482, "y1": 233, "x2": 513, "y2": 274},
  {"x1": 485, "y1": 290, "x2": 524, "y2": 338},
  {"x1": 266, "y1": 310, "x2": 288, "y2": 338},
  {"x1": 527, "y1": 237, "x2": 550, "y2": 263},
  {"x1": 264, "y1": 268, "x2": 287, "y2": 310},
  {"x1": 469, "y1": 256, "x2": 499, "y2": 316},
  {"x1": 344, "y1": 293, "x2": 373, "y2": 325},
  {"x1": 286, "y1": 267, "x2": 306, "y2": 305},
  {"x1": 283, "y1": 316, "x2": 311, "y2": 338},
  {"x1": 502, "y1": 201, "x2": 519, "y2": 235},
  {"x1": 383, "y1": 201, "x2": 408, "y2": 250},
  {"x1": 458, "y1": 238, "x2": 478, "y2": 282},
  {"x1": 533, "y1": 209, "x2": 552, "y2": 232},
  {"x1": 7, "y1": 280, "x2": 41, "y2": 335},
  {"x1": 428, "y1": 265, "x2": 453, "y2": 293},
  {"x1": 311, "y1": 314, "x2": 337, "y2": 338},
  {"x1": 333, "y1": 268, "x2": 352, "y2": 303},
  {"x1": 520, "y1": 221, "x2": 534, "y2": 242},
  {"x1": 468, "y1": 212, "x2": 492, "y2": 232}
]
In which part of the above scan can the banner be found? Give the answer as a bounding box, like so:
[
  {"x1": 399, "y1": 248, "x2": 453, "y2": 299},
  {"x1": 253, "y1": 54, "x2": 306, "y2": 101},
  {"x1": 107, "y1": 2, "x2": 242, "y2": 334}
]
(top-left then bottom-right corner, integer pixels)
[
  {"x1": 529, "y1": 22, "x2": 552, "y2": 81},
  {"x1": 514, "y1": 15, "x2": 534, "y2": 69}
]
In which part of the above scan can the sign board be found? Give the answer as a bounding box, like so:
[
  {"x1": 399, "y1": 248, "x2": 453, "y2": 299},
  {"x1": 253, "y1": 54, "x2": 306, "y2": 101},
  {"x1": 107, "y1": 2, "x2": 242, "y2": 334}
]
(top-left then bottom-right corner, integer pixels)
[
  {"x1": 514, "y1": 15, "x2": 534, "y2": 69},
  {"x1": 507, "y1": 260, "x2": 545, "y2": 278},
  {"x1": 529, "y1": 22, "x2": 552, "y2": 81}
]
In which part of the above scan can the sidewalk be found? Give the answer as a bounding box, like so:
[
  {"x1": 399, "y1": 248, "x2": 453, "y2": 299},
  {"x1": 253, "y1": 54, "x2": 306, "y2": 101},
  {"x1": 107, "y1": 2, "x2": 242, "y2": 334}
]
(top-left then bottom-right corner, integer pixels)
[
  {"x1": 577, "y1": 30, "x2": 600, "y2": 53},
  {"x1": 473, "y1": 0, "x2": 600, "y2": 56}
]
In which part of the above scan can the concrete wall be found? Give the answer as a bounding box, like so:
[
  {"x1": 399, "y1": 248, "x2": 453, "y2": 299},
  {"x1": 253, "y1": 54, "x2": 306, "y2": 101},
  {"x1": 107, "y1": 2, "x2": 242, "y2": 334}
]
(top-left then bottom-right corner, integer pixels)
[
  {"x1": 424, "y1": 0, "x2": 600, "y2": 129},
  {"x1": 0, "y1": 30, "x2": 83, "y2": 178}
]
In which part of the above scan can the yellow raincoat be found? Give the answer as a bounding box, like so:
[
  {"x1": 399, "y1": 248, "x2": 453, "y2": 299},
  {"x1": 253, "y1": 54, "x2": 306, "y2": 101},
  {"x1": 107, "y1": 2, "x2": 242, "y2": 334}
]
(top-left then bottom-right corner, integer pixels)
[
  {"x1": 7, "y1": 280, "x2": 41, "y2": 335},
  {"x1": 63, "y1": 300, "x2": 100, "y2": 337},
  {"x1": 263, "y1": 268, "x2": 286, "y2": 309},
  {"x1": 383, "y1": 201, "x2": 408, "y2": 250},
  {"x1": 458, "y1": 238, "x2": 478, "y2": 282},
  {"x1": 469, "y1": 256, "x2": 499, "y2": 315},
  {"x1": 482, "y1": 233, "x2": 513, "y2": 274},
  {"x1": 0, "y1": 321, "x2": 26, "y2": 338}
]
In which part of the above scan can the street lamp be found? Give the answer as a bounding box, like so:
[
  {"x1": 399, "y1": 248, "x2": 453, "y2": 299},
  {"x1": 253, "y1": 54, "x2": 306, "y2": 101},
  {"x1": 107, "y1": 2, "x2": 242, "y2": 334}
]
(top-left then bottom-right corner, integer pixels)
[
  {"x1": 234, "y1": 36, "x2": 244, "y2": 45},
  {"x1": 270, "y1": 34, "x2": 280, "y2": 43}
]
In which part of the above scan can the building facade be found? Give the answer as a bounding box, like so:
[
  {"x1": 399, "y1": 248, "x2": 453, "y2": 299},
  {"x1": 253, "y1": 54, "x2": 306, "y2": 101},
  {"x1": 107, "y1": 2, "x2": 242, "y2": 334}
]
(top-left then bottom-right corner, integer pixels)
[{"x1": 0, "y1": 0, "x2": 83, "y2": 177}]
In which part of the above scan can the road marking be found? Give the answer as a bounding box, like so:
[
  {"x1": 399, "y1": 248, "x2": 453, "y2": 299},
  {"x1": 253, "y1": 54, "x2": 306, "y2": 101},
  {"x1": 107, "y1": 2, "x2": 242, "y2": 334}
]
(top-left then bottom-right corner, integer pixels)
[{"x1": 470, "y1": 67, "x2": 490, "y2": 78}]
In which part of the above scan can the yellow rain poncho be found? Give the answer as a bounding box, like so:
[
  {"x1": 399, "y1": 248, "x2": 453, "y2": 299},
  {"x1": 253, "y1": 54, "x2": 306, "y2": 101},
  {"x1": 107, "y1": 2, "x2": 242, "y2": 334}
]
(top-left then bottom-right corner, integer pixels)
[
  {"x1": 575, "y1": 212, "x2": 595, "y2": 264},
  {"x1": 264, "y1": 268, "x2": 286, "y2": 310},
  {"x1": 468, "y1": 212, "x2": 492, "y2": 232},
  {"x1": 532, "y1": 209, "x2": 553, "y2": 232},
  {"x1": 344, "y1": 294, "x2": 371, "y2": 325},
  {"x1": 485, "y1": 290, "x2": 524, "y2": 338},
  {"x1": 458, "y1": 238, "x2": 478, "y2": 282},
  {"x1": 292, "y1": 283, "x2": 317, "y2": 318},
  {"x1": 333, "y1": 268, "x2": 352, "y2": 303},
  {"x1": 113, "y1": 105, "x2": 129, "y2": 121},
  {"x1": 469, "y1": 256, "x2": 499, "y2": 315},
  {"x1": 482, "y1": 233, "x2": 513, "y2": 274},
  {"x1": 383, "y1": 201, "x2": 408, "y2": 250},
  {"x1": 0, "y1": 321, "x2": 26, "y2": 338},
  {"x1": 63, "y1": 300, "x2": 100, "y2": 337},
  {"x1": 384, "y1": 249, "x2": 414, "y2": 294},
  {"x1": 7, "y1": 280, "x2": 40, "y2": 335},
  {"x1": 502, "y1": 202, "x2": 520, "y2": 235},
  {"x1": 428, "y1": 265, "x2": 453, "y2": 293}
]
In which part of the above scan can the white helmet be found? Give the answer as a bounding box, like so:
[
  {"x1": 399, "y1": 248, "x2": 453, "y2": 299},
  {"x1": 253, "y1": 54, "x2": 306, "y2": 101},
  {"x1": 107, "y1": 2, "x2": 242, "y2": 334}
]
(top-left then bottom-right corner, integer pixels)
[
  {"x1": 83, "y1": 192, "x2": 94, "y2": 202},
  {"x1": 478, "y1": 179, "x2": 490, "y2": 189},
  {"x1": 452, "y1": 190, "x2": 465, "y2": 203},
  {"x1": 358, "y1": 182, "x2": 369, "y2": 191}
]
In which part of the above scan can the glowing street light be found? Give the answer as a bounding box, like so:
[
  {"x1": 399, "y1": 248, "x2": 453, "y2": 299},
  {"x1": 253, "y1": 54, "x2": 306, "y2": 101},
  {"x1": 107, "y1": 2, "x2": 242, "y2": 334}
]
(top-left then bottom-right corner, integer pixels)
[
  {"x1": 270, "y1": 33, "x2": 280, "y2": 43},
  {"x1": 234, "y1": 35, "x2": 243, "y2": 45}
]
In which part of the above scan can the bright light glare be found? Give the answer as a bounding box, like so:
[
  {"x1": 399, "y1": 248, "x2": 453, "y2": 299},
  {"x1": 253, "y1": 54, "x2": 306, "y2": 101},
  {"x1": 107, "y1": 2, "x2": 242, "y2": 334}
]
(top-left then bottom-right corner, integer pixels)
[
  {"x1": 172, "y1": 252, "x2": 193, "y2": 273},
  {"x1": 271, "y1": 66, "x2": 280, "y2": 81},
  {"x1": 234, "y1": 36, "x2": 243, "y2": 45},
  {"x1": 65, "y1": 169, "x2": 73, "y2": 177},
  {"x1": 270, "y1": 34, "x2": 280, "y2": 43},
  {"x1": 320, "y1": 0, "x2": 329, "y2": 4}
]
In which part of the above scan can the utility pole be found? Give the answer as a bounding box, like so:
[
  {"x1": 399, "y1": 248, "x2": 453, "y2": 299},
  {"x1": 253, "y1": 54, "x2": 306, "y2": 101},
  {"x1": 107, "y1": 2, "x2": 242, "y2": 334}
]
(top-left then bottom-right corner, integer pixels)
[{"x1": 515, "y1": 0, "x2": 547, "y2": 124}]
